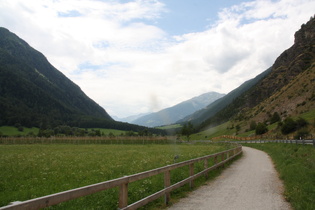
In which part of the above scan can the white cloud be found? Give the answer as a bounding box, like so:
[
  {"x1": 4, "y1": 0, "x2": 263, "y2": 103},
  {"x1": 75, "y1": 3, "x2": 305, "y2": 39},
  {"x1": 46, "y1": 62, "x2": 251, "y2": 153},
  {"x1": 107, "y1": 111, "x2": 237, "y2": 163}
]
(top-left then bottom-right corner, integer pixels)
[{"x1": 0, "y1": 0, "x2": 314, "y2": 118}]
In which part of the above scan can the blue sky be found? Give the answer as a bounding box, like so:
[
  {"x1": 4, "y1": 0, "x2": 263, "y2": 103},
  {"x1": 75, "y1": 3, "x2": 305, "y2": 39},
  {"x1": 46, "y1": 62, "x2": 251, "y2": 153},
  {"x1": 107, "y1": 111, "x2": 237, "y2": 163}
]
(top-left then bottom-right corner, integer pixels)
[
  {"x1": 157, "y1": 0, "x2": 251, "y2": 35},
  {"x1": 0, "y1": 0, "x2": 314, "y2": 119}
]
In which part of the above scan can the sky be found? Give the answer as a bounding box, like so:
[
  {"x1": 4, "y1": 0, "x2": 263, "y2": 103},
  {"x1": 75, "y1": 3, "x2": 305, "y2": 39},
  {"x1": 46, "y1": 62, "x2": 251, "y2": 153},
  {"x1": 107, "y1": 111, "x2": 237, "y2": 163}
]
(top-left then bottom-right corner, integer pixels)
[{"x1": 1, "y1": 0, "x2": 315, "y2": 119}]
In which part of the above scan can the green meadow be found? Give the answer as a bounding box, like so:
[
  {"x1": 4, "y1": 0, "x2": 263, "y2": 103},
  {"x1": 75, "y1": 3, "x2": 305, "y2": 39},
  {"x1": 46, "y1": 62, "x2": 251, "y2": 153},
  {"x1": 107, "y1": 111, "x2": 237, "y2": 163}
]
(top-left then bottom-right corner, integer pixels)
[
  {"x1": 0, "y1": 143, "x2": 233, "y2": 209},
  {"x1": 0, "y1": 126, "x2": 39, "y2": 137}
]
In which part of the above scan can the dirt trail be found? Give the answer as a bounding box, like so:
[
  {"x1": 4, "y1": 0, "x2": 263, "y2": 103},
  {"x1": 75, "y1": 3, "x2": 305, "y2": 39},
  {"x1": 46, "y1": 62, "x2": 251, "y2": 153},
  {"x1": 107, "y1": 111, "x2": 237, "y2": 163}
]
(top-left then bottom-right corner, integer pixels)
[{"x1": 168, "y1": 146, "x2": 292, "y2": 210}]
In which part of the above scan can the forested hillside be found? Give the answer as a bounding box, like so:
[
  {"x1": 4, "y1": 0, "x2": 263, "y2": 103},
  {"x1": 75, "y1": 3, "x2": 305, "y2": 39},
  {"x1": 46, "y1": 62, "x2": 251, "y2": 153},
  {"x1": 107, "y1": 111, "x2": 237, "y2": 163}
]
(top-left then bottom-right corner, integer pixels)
[{"x1": 0, "y1": 27, "x2": 164, "y2": 134}]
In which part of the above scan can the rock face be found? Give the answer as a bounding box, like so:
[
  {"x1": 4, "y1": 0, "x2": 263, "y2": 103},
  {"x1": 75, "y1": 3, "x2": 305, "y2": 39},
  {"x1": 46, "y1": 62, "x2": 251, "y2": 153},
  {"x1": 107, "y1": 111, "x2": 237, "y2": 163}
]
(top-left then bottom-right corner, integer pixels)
[{"x1": 248, "y1": 16, "x2": 315, "y2": 108}]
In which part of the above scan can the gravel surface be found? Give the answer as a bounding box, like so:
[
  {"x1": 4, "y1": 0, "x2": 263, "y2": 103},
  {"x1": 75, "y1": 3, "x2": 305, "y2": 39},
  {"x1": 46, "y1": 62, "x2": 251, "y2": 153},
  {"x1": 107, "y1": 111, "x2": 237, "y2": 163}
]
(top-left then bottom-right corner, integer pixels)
[{"x1": 168, "y1": 146, "x2": 292, "y2": 210}]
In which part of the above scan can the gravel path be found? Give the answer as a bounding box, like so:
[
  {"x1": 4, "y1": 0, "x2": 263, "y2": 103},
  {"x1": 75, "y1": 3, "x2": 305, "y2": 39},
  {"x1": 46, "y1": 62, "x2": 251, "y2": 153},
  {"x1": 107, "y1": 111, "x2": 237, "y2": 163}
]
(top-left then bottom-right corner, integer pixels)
[{"x1": 168, "y1": 146, "x2": 292, "y2": 210}]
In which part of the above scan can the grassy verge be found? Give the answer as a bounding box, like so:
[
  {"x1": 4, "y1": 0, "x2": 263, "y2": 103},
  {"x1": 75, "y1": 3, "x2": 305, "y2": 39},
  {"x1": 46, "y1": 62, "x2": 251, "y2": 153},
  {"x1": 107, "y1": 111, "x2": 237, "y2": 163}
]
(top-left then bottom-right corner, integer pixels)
[
  {"x1": 245, "y1": 143, "x2": 315, "y2": 210},
  {"x1": 0, "y1": 143, "x2": 236, "y2": 209}
]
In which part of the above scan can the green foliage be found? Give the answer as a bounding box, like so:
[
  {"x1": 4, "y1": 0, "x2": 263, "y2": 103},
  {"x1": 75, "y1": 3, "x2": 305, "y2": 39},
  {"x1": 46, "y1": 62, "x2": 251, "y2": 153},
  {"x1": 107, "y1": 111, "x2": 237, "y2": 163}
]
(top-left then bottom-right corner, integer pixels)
[
  {"x1": 181, "y1": 122, "x2": 195, "y2": 140},
  {"x1": 295, "y1": 117, "x2": 309, "y2": 129},
  {"x1": 281, "y1": 117, "x2": 309, "y2": 135},
  {"x1": 270, "y1": 112, "x2": 281, "y2": 124},
  {"x1": 249, "y1": 121, "x2": 257, "y2": 131},
  {"x1": 281, "y1": 118, "x2": 297, "y2": 134},
  {"x1": 0, "y1": 143, "x2": 230, "y2": 209},
  {"x1": 255, "y1": 122, "x2": 268, "y2": 135},
  {"x1": 0, "y1": 126, "x2": 39, "y2": 137},
  {"x1": 294, "y1": 128, "x2": 310, "y2": 139},
  {"x1": 247, "y1": 144, "x2": 315, "y2": 210}
]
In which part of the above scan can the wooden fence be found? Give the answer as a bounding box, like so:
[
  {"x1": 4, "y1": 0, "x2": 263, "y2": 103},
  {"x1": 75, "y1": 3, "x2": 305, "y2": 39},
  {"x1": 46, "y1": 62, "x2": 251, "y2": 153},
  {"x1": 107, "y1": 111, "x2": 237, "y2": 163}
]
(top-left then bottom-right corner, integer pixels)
[{"x1": 0, "y1": 145, "x2": 242, "y2": 210}]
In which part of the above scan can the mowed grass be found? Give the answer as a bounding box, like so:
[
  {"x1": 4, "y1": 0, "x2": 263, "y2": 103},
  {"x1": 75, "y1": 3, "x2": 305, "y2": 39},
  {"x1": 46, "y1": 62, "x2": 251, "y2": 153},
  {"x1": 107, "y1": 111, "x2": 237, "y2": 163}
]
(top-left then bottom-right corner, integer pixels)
[
  {"x1": 246, "y1": 143, "x2": 315, "y2": 210},
  {"x1": 0, "y1": 143, "x2": 232, "y2": 209}
]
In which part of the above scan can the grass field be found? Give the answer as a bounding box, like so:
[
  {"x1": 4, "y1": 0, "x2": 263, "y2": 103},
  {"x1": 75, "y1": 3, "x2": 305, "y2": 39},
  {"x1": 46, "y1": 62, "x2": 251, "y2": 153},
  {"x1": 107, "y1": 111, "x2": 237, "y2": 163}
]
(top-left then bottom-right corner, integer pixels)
[
  {"x1": 0, "y1": 143, "x2": 233, "y2": 209},
  {"x1": 246, "y1": 143, "x2": 315, "y2": 210},
  {"x1": 0, "y1": 126, "x2": 39, "y2": 137},
  {"x1": 0, "y1": 126, "x2": 135, "y2": 137}
]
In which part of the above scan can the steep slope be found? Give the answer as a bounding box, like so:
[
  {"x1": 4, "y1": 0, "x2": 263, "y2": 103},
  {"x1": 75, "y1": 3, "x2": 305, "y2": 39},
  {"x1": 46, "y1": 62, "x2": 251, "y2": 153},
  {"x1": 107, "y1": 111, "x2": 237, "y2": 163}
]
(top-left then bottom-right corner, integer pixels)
[
  {"x1": 244, "y1": 18, "x2": 315, "y2": 124},
  {"x1": 0, "y1": 27, "x2": 113, "y2": 127},
  {"x1": 197, "y1": 16, "x2": 315, "y2": 130},
  {"x1": 179, "y1": 68, "x2": 271, "y2": 125},
  {"x1": 132, "y1": 92, "x2": 225, "y2": 127}
]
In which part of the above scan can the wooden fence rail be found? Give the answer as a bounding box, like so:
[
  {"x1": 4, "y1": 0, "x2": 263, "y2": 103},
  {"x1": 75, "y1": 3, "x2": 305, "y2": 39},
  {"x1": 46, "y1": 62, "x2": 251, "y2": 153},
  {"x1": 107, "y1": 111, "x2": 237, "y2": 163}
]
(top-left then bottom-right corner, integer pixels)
[{"x1": 0, "y1": 145, "x2": 242, "y2": 210}]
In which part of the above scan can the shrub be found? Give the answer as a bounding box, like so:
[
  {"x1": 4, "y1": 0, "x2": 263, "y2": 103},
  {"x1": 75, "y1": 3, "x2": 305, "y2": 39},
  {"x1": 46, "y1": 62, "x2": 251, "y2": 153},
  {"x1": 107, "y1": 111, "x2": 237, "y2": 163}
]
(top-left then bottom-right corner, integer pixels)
[
  {"x1": 270, "y1": 112, "x2": 280, "y2": 124},
  {"x1": 249, "y1": 121, "x2": 257, "y2": 131},
  {"x1": 255, "y1": 122, "x2": 268, "y2": 135},
  {"x1": 281, "y1": 117, "x2": 297, "y2": 135},
  {"x1": 295, "y1": 117, "x2": 308, "y2": 129},
  {"x1": 281, "y1": 117, "x2": 308, "y2": 135},
  {"x1": 294, "y1": 128, "x2": 310, "y2": 139}
]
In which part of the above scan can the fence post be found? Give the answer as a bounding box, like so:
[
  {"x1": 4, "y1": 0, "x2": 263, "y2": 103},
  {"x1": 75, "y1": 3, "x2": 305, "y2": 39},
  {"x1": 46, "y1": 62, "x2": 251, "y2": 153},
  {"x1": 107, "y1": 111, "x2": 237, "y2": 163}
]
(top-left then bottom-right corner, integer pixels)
[
  {"x1": 221, "y1": 153, "x2": 225, "y2": 167},
  {"x1": 204, "y1": 159, "x2": 209, "y2": 179},
  {"x1": 119, "y1": 182, "x2": 128, "y2": 209},
  {"x1": 164, "y1": 170, "x2": 171, "y2": 205},
  {"x1": 189, "y1": 163, "x2": 194, "y2": 189},
  {"x1": 313, "y1": 139, "x2": 315, "y2": 147}
]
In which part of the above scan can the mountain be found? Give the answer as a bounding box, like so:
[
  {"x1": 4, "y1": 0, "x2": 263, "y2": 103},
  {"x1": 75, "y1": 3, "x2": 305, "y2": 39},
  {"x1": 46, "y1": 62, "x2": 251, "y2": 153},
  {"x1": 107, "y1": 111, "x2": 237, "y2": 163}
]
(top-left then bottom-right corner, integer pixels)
[
  {"x1": 0, "y1": 27, "x2": 115, "y2": 128},
  {"x1": 132, "y1": 92, "x2": 225, "y2": 127},
  {"x1": 189, "y1": 16, "x2": 315, "y2": 130},
  {"x1": 113, "y1": 112, "x2": 152, "y2": 123},
  {"x1": 179, "y1": 68, "x2": 271, "y2": 126}
]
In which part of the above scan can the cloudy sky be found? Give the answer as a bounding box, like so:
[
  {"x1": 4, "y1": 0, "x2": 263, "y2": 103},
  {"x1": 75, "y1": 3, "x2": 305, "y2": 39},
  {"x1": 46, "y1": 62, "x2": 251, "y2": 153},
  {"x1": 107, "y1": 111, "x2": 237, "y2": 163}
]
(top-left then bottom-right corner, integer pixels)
[{"x1": 1, "y1": 0, "x2": 314, "y2": 118}]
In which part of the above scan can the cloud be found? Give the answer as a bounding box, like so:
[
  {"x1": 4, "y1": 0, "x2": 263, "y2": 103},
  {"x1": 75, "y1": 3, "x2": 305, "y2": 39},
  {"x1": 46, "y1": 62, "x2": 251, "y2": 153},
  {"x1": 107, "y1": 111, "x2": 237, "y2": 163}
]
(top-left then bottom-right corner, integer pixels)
[{"x1": 0, "y1": 0, "x2": 314, "y2": 118}]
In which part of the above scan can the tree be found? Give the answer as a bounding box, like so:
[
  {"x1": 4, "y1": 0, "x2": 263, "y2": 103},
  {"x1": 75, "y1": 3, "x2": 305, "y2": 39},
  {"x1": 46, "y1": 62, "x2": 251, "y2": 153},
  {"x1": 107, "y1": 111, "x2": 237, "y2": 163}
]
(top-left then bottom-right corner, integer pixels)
[
  {"x1": 296, "y1": 117, "x2": 308, "y2": 129},
  {"x1": 181, "y1": 122, "x2": 194, "y2": 140},
  {"x1": 270, "y1": 112, "x2": 280, "y2": 124},
  {"x1": 255, "y1": 122, "x2": 268, "y2": 135},
  {"x1": 281, "y1": 117, "x2": 297, "y2": 135},
  {"x1": 249, "y1": 121, "x2": 257, "y2": 131}
]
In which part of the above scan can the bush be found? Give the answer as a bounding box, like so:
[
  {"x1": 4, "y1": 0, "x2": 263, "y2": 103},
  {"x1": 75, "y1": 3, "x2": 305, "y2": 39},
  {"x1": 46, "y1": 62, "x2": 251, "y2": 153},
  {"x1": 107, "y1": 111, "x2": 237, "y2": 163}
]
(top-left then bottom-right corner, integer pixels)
[
  {"x1": 249, "y1": 121, "x2": 256, "y2": 131},
  {"x1": 295, "y1": 117, "x2": 308, "y2": 129},
  {"x1": 255, "y1": 122, "x2": 268, "y2": 135},
  {"x1": 281, "y1": 117, "x2": 297, "y2": 135},
  {"x1": 270, "y1": 112, "x2": 280, "y2": 124},
  {"x1": 294, "y1": 128, "x2": 310, "y2": 139},
  {"x1": 281, "y1": 117, "x2": 308, "y2": 135}
]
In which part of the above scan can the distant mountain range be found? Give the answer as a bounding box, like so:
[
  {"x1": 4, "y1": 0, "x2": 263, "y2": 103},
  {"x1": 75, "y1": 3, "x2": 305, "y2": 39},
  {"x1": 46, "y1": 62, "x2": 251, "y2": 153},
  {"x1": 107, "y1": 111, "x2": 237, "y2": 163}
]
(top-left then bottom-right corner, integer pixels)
[
  {"x1": 132, "y1": 92, "x2": 225, "y2": 127},
  {"x1": 113, "y1": 112, "x2": 152, "y2": 123}
]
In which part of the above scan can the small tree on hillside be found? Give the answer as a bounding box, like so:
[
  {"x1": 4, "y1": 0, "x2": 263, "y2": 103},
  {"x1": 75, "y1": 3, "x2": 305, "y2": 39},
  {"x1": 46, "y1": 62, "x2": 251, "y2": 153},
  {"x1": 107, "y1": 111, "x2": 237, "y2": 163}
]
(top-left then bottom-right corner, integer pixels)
[
  {"x1": 181, "y1": 122, "x2": 194, "y2": 140},
  {"x1": 249, "y1": 121, "x2": 257, "y2": 131},
  {"x1": 270, "y1": 112, "x2": 280, "y2": 124},
  {"x1": 255, "y1": 122, "x2": 268, "y2": 135},
  {"x1": 281, "y1": 117, "x2": 297, "y2": 135}
]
